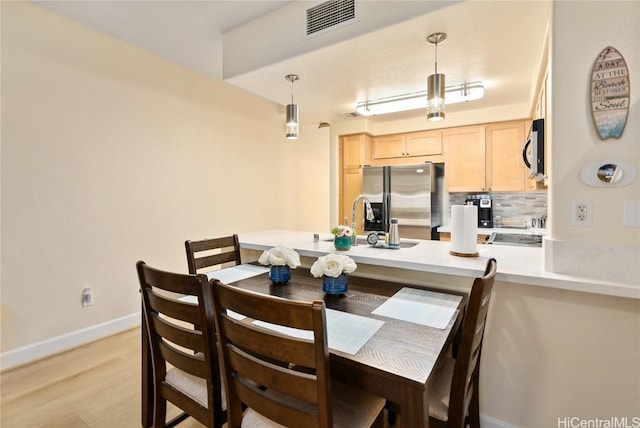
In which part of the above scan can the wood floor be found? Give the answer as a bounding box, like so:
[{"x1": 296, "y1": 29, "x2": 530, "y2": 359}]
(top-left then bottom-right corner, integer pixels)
[
  {"x1": 1, "y1": 328, "x2": 400, "y2": 427},
  {"x1": 2, "y1": 328, "x2": 201, "y2": 428}
]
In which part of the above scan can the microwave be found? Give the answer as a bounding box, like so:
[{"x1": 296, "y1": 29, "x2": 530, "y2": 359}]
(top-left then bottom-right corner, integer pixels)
[{"x1": 522, "y1": 118, "x2": 545, "y2": 181}]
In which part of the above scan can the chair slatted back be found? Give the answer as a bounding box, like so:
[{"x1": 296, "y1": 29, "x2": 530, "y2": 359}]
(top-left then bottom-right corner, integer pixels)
[
  {"x1": 185, "y1": 235, "x2": 241, "y2": 275},
  {"x1": 447, "y1": 258, "x2": 497, "y2": 428},
  {"x1": 137, "y1": 261, "x2": 225, "y2": 427},
  {"x1": 210, "y1": 280, "x2": 332, "y2": 428}
]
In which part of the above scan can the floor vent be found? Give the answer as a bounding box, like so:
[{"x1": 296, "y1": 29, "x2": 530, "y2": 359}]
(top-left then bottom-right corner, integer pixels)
[{"x1": 306, "y1": 0, "x2": 357, "y2": 37}]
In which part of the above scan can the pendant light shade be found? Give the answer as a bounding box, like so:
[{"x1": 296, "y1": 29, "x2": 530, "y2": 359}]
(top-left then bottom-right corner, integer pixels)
[
  {"x1": 427, "y1": 73, "x2": 445, "y2": 121},
  {"x1": 426, "y1": 32, "x2": 447, "y2": 121},
  {"x1": 285, "y1": 74, "x2": 299, "y2": 140},
  {"x1": 285, "y1": 104, "x2": 299, "y2": 139}
]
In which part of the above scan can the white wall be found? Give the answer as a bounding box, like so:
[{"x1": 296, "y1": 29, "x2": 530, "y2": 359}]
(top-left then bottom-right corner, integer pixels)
[
  {"x1": 544, "y1": 1, "x2": 639, "y2": 282},
  {"x1": 0, "y1": 2, "x2": 330, "y2": 361},
  {"x1": 550, "y1": 1, "x2": 639, "y2": 243}
]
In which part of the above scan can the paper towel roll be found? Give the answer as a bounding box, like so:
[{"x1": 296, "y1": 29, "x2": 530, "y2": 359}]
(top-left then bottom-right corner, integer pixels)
[{"x1": 450, "y1": 205, "x2": 478, "y2": 255}]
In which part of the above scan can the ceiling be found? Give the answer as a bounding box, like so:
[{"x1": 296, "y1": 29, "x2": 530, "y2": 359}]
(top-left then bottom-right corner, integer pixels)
[{"x1": 33, "y1": 0, "x2": 551, "y2": 126}]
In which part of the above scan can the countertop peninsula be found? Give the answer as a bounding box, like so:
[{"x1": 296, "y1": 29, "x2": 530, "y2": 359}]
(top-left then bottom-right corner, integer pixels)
[{"x1": 239, "y1": 229, "x2": 638, "y2": 300}]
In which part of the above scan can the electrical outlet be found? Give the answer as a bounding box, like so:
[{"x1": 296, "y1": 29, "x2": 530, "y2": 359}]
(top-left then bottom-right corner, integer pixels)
[
  {"x1": 82, "y1": 287, "x2": 93, "y2": 307},
  {"x1": 572, "y1": 200, "x2": 592, "y2": 226}
]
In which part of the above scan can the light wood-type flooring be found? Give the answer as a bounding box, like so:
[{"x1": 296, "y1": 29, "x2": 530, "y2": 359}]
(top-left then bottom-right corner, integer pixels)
[{"x1": 1, "y1": 328, "x2": 400, "y2": 427}]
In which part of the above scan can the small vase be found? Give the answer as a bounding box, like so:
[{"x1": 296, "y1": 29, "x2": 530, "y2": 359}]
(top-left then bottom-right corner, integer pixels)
[
  {"x1": 334, "y1": 236, "x2": 352, "y2": 251},
  {"x1": 269, "y1": 265, "x2": 291, "y2": 284},
  {"x1": 323, "y1": 273, "x2": 348, "y2": 295}
]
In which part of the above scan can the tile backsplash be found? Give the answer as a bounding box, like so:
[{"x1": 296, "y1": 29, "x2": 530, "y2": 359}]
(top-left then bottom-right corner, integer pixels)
[{"x1": 448, "y1": 191, "x2": 548, "y2": 223}]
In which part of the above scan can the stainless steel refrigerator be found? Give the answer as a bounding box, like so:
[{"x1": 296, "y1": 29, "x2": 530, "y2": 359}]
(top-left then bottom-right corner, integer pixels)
[{"x1": 362, "y1": 163, "x2": 443, "y2": 240}]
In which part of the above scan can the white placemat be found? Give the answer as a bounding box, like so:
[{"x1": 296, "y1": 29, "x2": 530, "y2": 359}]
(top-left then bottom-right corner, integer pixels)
[
  {"x1": 205, "y1": 264, "x2": 269, "y2": 283},
  {"x1": 252, "y1": 309, "x2": 384, "y2": 355},
  {"x1": 372, "y1": 287, "x2": 462, "y2": 329}
]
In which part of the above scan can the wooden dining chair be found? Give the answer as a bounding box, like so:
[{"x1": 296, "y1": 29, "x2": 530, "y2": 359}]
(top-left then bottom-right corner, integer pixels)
[
  {"x1": 428, "y1": 257, "x2": 497, "y2": 428},
  {"x1": 387, "y1": 258, "x2": 497, "y2": 428},
  {"x1": 209, "y1": 279, "x2": 386, "y2": 428},
  {"x1": 136, "y1": 261, "x2": 226, "y2": 428},
  {"x1": 185, "y1": 234, "x2": 241, "y2": 275}
]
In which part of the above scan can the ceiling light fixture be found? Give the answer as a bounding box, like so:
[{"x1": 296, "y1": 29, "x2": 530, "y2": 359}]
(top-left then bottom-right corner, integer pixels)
[
  {"x1": 426, "y1": 32, "x2": 447, "y2": 121},
  {"x1": 285, "y1": 74, "x2": 299, "y2": 140},
  {"x1": 355, "y1": 81, "x2": 484, "y2": 117}
]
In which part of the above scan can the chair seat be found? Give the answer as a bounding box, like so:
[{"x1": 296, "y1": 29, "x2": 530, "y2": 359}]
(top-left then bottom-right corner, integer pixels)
[
  {"x1": 428, "y1": 356, "x2": 455, "y2": 422},
  {"x1": 166, "y1": 367, "x2": 227, "y2": 411},
  {"x1": 241, "y1": 379, "x2": 385, "y2": 428}
]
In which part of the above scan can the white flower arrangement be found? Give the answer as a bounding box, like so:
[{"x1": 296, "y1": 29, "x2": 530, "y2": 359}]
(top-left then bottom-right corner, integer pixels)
[
  {"x1": 258, "y1": 246, "x2": 301, "y2": 269},
  {"x1": 331, "y1": 225, "x2": 354, "y2": 237},
  {"x1": 310, "y1": 253, "x2": 357, "y2": 278}
]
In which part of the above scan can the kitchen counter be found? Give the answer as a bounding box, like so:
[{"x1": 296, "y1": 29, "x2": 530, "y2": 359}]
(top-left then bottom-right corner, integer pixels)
[{"x1": 239, "y1": 229, "x2": 638, "y2": 299}]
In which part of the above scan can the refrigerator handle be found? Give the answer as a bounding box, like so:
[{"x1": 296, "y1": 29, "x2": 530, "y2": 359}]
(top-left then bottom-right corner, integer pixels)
[{"x1": 382, "y1": 191, "x2": 390, "y2": 232}]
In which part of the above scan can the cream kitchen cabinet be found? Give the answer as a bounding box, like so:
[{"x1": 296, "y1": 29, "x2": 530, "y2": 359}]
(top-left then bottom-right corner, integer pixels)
[
  {"x1": 339, "y1": 134, "x2": 371, "y2": 233},
  {"x1": 342, "y1": 133, "x2": 367, "y2": 169},
  {"x1": 341, "y1": 168, "x2": 363, "y2": 232},
  {"x1": 445, "y1": 121, "x2": 529, "y2": 192},
  {"x1": 486, "y1": 121, "x2": 527, "y2": 192},
  {"x1": 444, "y1": 125, "x2": 487, "y2": 192},
  {"x1": 373, "y1": 130, "x2": 442, "y2": 159}
]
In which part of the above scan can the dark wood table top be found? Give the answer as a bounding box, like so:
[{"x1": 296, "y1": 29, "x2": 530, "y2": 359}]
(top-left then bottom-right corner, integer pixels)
[
  {"x1": 142, "y1": 265, "x2": 466, "y2": 428},
  {"x1": 227, "y1": 267, "x2": 465, "y2": 389}
]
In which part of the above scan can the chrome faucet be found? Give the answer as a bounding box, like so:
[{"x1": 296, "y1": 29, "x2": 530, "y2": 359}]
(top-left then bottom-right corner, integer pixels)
[{"x1": 351, "y1": 194, "x2": 375, "y2": 246}]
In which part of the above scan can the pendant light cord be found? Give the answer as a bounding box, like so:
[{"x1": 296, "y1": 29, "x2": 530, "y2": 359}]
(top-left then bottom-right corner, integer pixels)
[
  {"x1": 427, "y1": 33, "x2": 446, "y2": 76},
  {"x1": 434, "y1": 40, "x2": 438, "y2": 75},
  {"x1": 285, "y1": 74, "x2": 299, "y2": 104}
]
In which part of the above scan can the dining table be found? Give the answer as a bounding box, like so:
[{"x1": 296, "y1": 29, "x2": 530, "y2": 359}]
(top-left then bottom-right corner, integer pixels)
[{"x1": 141, "y1": 264, "x2": 466, "y2": 428}]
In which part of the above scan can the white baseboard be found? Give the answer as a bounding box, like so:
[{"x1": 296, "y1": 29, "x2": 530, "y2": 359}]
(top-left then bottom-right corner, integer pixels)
[
  {"x1": 481, "y1": 414, "x2": 517, "y2": 428},
  {"x1": 1, "y1": 312, "x2": 140, "y2": 371}
]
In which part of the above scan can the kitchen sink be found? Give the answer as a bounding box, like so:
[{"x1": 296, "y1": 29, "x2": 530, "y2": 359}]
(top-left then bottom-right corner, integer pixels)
[
  {"x1": 321, "y1": 237, "x2": 418, "y2": 248},
  {"x1": 358, "y1": 238, "x2": 419, "y2": 248}
]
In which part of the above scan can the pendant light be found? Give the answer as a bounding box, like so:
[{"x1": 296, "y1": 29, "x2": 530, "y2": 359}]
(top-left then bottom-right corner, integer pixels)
[
  {"x1": 285, "y1": 74, "x2": 299, "y2": 140},
  {"x1": 426, "y1": 32, "x2": 447, "y2": 121}
]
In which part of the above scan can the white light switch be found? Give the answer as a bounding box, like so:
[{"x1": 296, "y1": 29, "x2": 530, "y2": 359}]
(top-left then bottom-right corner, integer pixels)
[{"x1": 623, "y1": 200, "x2": 640, "y2": 227}]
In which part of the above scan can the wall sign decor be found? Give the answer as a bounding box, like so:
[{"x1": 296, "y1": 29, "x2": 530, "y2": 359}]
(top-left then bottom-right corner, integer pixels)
[{"x1": 590, "y1": 46, "x2": 629, "y2": 140}]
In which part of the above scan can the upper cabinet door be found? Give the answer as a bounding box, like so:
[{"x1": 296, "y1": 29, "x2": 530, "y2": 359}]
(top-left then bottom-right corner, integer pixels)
[
  {"x1": 486, "y1": 121, "x2": 526, "y2": 192},
  {"x1": 374, "y1": 130, "x2": 443, "y2": 159},
  {"x1": 343, "y1": 134, "x2": 365, "y2": 169},
  {"x1": 444, "y1": 125, "x2": 486, "y2": 192},
  {"x1": 373, "y1": 135, "x2": 406, "y2": 159},
  {"x1": 405, "y1": 130, "x2": 443, "y2": 157}
]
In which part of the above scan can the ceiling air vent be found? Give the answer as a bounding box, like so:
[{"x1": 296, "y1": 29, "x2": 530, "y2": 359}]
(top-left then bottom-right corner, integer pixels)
[
  {"x1": 340, "y1": 111, "x2": 360, "y2": 118},
  {"x1": 306, "y1": 0, "x2": 357, "y2": 37}
]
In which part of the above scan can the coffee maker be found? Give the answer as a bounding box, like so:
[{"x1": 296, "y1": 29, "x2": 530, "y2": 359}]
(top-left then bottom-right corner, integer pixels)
[{"x1": 465, "y1": 196, "x2": 493, "y2": 228}]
